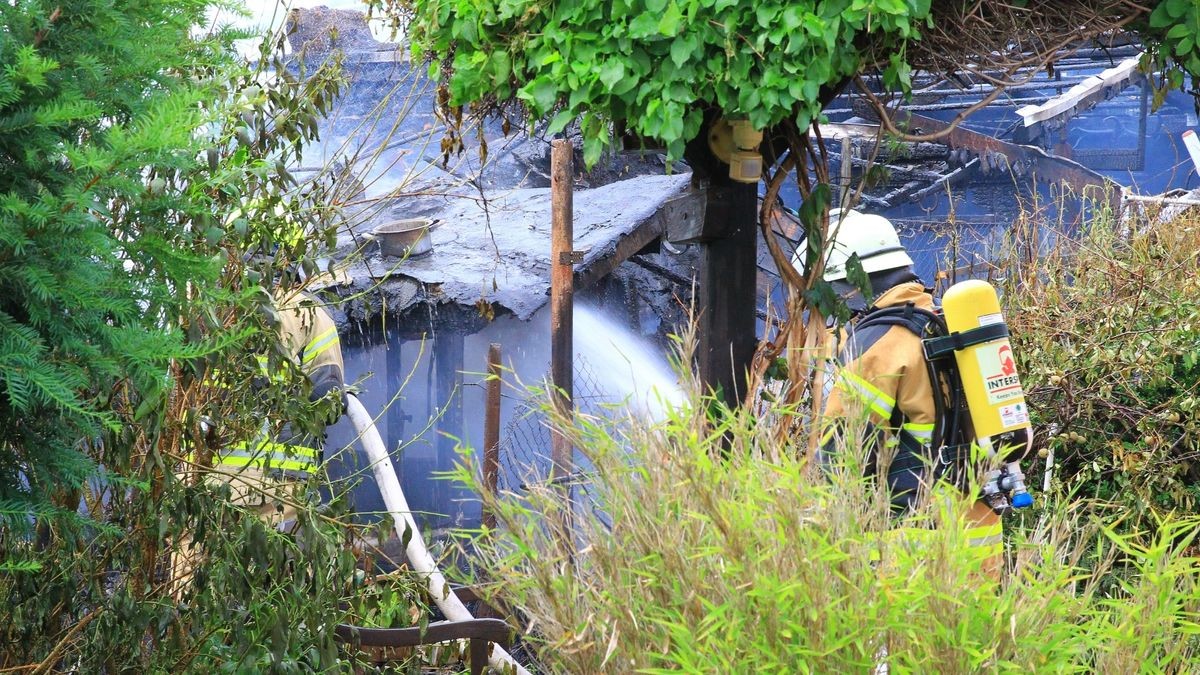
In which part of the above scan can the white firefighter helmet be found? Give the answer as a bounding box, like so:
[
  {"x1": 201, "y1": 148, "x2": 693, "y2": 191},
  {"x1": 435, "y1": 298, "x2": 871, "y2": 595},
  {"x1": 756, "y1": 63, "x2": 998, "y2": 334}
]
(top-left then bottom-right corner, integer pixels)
[{"x1": 789, "y1": 209, "x2": 914, "y2": 281}]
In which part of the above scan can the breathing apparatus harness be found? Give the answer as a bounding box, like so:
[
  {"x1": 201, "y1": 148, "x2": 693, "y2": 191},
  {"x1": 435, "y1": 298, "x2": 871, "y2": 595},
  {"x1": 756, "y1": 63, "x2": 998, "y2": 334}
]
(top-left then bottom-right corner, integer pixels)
[{"x1": 851, "y1": 292, "x2": 1033, "y2": 516}]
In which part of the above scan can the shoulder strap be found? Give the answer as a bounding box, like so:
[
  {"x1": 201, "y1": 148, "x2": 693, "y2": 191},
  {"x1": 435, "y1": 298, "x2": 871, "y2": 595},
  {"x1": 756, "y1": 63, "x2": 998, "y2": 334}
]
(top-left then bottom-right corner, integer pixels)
[{"x1": 853, "y1": 302, "x2": 940, "y2": 339}]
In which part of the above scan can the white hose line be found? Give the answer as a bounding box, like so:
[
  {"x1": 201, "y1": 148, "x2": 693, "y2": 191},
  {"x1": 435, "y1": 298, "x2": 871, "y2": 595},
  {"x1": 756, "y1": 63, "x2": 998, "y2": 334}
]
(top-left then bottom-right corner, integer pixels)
[{"x1": 346, "y1": 394, "x2": 530, "y2": 675}]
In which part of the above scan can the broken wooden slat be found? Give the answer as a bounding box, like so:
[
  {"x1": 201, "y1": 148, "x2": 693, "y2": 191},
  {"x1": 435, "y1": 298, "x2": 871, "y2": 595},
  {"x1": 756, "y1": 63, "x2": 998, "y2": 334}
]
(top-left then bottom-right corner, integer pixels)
[{"x1": 1015, "y1": 56, "x2": 1144, "y2": 143}]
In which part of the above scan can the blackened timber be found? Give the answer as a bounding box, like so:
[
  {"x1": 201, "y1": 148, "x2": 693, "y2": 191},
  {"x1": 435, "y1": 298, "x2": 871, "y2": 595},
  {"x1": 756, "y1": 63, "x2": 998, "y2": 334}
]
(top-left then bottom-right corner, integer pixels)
[
  {"x1": 628, "y1": 255, "x2": 693, "y2": 287},
  {"x1": 899, "y1": 111, "x2": 1119, "y2": 210},
  {"x1": 698, "y1": 181, "x2": 758, "y2": 406}
]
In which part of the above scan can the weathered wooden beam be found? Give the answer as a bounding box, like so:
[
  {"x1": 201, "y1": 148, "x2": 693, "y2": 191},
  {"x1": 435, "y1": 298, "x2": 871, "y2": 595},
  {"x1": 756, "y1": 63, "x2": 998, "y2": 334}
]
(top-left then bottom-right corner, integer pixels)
[
  {"x1": 572, "y1": 190, "x2": 704, "y2": 289},
  {"x1": 1015, "y1": 57, "x2": 1145, "y2": 144},
  {"x1": 481, "y1": 343, "x2": 501, "y2": 532},
  {"x1": 549, "y1": 139, "x2": 574, "y2": 489}
]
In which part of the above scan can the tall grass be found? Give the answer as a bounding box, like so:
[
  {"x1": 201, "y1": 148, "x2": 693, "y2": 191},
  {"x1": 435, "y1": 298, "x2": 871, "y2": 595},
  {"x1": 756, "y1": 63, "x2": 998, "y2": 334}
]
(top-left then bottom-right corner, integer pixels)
[{"x1": 452, "y1": 329, "x2": 1200, "y2": 673}]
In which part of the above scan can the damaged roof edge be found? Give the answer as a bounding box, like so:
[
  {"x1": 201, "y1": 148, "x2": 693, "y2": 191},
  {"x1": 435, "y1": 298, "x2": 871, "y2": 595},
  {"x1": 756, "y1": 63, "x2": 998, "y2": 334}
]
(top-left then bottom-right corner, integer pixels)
[{"x1": 328, "y1": 173, "x2": 696, "y2": 330}]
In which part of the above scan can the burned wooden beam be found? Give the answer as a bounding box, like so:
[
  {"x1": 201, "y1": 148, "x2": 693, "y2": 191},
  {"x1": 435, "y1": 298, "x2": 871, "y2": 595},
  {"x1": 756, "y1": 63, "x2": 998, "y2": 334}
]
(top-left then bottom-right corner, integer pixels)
[
  {"x1": 573, "y1": 190, "x2": 704, "y2": 289},
  {"x1": 825, "y1": 150, "x2": 949, "y2": 183},
  {"x1": 908, "y1": 158, "x2": 981, "y2": 204},
  {"x1": 896, "y1": 111, "x2": 1119, "y2": 210},
  {"x1": 628, "y1": 255, "x2": 693, "y2": 287},
  {"x1": 1014, "y1": 56, "x2": 1145, "y2": 144}
]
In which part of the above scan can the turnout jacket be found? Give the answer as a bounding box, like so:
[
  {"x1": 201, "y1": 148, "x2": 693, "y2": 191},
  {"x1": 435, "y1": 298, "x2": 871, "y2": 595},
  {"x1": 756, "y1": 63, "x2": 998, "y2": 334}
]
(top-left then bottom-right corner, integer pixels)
[
  {"x1": 821, "y1": 282, "x2": 937, "y2": 512},
  {"x1": 276, "y1": 291, "x2": 344, "y2": 404},
  {"x1": 217, "y1": 292, "x2": 344, "y2": 478}
]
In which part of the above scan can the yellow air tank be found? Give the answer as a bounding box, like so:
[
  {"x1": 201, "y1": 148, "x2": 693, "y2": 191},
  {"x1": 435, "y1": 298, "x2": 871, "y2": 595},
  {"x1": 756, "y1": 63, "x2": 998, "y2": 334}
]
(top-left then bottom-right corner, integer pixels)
[{"x1": 941, "y1": 279, "x2": 1031, "y2": 460}]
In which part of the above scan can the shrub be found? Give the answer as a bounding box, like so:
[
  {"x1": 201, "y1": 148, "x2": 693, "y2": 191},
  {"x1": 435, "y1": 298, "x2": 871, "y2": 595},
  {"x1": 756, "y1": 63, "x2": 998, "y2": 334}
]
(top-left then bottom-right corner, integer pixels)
[
  {"x1": 0, "y1": 0, "x2": 433, "y2": 670},
  {"x1": 451, "y1": 338, "x2": 1200, "y2": 673},
  {"x1": 1009, "y1": 208, "x2": 1200, "y2": 522}
]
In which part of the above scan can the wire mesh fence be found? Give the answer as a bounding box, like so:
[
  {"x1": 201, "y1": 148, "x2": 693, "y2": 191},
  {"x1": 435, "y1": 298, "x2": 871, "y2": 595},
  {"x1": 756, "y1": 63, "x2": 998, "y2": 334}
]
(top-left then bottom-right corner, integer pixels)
[
  {"x1": 498, "y1": 355, "x2": 604, "y2": 487},
  {"x1": 495, "y1": 355, "x2": 617, "y2": 530}
]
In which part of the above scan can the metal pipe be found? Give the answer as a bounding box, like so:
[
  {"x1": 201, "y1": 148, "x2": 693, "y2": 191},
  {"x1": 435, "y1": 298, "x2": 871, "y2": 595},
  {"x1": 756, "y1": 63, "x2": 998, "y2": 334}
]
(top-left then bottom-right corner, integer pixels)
[
  {"x1": 345, "y1": 394, "x2": 530, "y2": 675},
  {"x1": 482, "y1": 343, "x2": 502, "y2": 531}
]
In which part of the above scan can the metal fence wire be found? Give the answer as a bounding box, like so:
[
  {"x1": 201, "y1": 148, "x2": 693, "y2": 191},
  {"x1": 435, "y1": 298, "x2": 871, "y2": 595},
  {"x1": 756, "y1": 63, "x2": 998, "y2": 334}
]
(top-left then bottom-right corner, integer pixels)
[
  {"x1": 496, "y1": 355, "x2": 616, "y2": 528},
  {"x1": 497, "y1": 355, "x2": 607, "y2": 490}
]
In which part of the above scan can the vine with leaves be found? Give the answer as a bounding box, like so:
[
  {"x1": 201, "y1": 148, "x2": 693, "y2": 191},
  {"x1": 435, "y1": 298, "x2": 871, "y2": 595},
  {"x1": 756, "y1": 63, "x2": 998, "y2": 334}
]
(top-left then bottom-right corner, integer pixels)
[{"x1": 397, "y1": 0, "x2": 1200, "y2": 449}]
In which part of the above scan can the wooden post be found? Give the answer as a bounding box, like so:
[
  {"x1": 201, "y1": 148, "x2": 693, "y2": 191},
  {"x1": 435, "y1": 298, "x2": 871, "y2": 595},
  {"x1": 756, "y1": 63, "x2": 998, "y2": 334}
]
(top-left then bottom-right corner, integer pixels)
[
  {"x1": 696, "y1": 181, "x2": 758, "y2": 407},
  {"x1": 549, "y1": 138, "x2": 575, "y2": 549},
  {"x1": 682, "y1": 112, "x2": 761, "y2": 410},
  {"x1": 839, "y1": 135, "x2": 853, "y2": 210},
  {"x1": 481, "y1": 343, "x2": 501, "y2": 531}
]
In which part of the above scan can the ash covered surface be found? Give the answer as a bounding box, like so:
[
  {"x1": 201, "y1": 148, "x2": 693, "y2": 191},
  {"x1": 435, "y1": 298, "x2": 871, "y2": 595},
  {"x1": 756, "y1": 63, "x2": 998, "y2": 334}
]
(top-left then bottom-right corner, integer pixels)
[
  {"x1": 285, "y1": 6, "x2": 391, "y2": 54},
  {"x1": 283, "y1": 7, "x2": 699, "y2": 333},
  {"x1": 332, "y1": 173, "x2": 693, "y2": 325}
]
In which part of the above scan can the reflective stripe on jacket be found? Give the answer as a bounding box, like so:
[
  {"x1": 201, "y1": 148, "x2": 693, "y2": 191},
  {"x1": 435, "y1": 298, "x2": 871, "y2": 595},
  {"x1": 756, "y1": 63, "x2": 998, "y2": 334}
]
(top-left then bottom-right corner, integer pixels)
[
  {"x1": 211, "y1": 292, "x2": 345, "y2": 479},
  {"x1": 217, "y1": 439, "x2": 321, "y2": 476}
]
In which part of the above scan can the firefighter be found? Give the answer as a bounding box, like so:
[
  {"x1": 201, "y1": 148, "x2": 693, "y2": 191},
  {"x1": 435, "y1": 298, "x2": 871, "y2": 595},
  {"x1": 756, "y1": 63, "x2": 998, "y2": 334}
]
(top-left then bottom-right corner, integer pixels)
[
  {"x1": 800, "y1": 209, "x2": 1004, "y2": 576},
  {"x1": 210, "y1": 289, "x2": 345, "y2": 528},
  {"x1": 173, "y1": 289, "x2": 344, "y2": 595}
]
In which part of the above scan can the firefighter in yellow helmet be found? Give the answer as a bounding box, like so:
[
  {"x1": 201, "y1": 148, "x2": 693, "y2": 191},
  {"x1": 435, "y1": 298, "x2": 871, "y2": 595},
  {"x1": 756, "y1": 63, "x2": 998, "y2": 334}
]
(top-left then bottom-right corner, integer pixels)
[{"x1": 797, "y1": 209, "x2": 1004, "y2": 576}]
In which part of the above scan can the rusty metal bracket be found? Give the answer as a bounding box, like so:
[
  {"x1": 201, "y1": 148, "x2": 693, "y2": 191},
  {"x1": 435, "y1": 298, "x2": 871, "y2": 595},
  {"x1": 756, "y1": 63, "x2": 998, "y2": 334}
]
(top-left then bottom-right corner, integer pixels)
[{"x1": 558, "y1": 250, "x2": 585, "y2": 265}]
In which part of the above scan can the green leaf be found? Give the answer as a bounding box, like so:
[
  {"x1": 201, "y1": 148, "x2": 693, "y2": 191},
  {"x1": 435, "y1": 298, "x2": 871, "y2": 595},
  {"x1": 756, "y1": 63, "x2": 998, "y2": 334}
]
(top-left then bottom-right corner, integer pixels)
[
  {"x1": 1149, "y1": 7, "x2": 1174, "y2": 28},
  {"x1": 547, "y1": 108, "x2": 576, "y2": 134},
  {"x1": 519, "y1": 77, "x2": 559, "y2": 113},
  {"x1": 1166, "y1": 23, "x2": 1191, "y2": 41},
  {"x1": 755, "y1": 5, "x2": 778, "y2": 29},
  {"x1": 1176, "y1": 35, "x2": 1194, "y2": 57},
  {"x1": 844, "y1": 254, "x2": 873, "y2": 304},
  {"x1": 583, "y1": 132, "x2": 605, "y2": 167},
  {"x1": 598, "y1": 59, "x2": 626, "y2": 91},
  {"x1": 628, "y1": 12, "x2": 659, "y2": 37},
  {"x1": 670, "y1": 35, "x2": 696, "y2": 68},
  {"x1": 657, "y1": 1, "x2": 683, "y2": 35}
]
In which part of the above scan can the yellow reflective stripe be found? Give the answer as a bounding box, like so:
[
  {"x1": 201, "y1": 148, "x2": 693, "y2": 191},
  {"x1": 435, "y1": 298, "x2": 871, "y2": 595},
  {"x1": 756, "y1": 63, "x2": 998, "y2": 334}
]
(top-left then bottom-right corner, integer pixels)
[
  {"x1": 229, "y1": 442, "x2": 320, "y2": 461},
  {"x1": 965, "y1": 523, "x2": 1003, "y2": 546},
  {"x1": 837, "y1": 370, "x2": 896, "y2": 419},
  {"x1": 902, "y1": 422, "x2": 935, "y2": 443},
  {"x1": 302, "y1": 327, "x2": 338, "y2": 365},
  {"x1": 216, "y1": 454, "x2": 314, "y2": 473},
  {"x1": 254, "y1": 354, "x2": 269, "y2": 374}
]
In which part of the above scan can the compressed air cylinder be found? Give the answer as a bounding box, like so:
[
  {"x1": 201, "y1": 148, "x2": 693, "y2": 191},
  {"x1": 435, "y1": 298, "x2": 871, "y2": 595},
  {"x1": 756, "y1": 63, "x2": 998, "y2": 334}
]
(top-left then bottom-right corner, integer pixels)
[{"x1": 941, "y1": 279, "x2": 1031, "y2": 459}]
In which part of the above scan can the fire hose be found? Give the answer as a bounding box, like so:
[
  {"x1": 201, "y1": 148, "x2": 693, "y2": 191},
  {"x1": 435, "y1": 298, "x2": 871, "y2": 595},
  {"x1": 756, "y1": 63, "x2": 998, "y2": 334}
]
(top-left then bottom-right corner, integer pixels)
[{"x1": 346, "y1": 393, "x2": 530, "y2": 675}]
